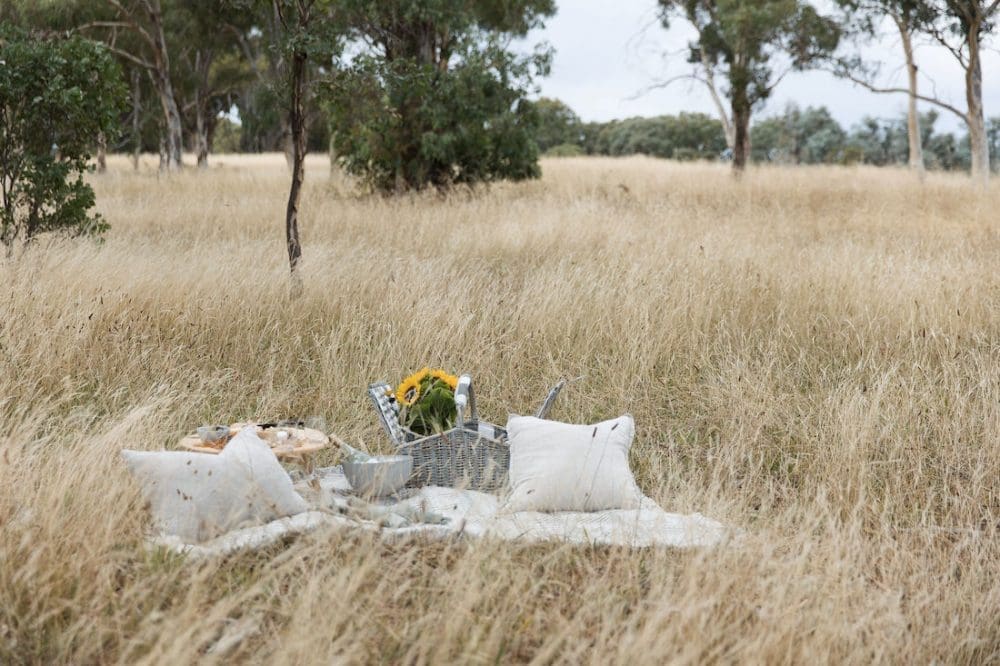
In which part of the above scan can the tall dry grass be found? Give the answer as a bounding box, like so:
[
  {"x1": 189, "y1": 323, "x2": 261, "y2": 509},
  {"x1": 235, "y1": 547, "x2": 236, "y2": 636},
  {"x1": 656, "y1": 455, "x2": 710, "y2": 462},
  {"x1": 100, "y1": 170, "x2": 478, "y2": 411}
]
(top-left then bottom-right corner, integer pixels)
[{"x1": 1, "y1": 154, "x2": 998, "y2": 663}]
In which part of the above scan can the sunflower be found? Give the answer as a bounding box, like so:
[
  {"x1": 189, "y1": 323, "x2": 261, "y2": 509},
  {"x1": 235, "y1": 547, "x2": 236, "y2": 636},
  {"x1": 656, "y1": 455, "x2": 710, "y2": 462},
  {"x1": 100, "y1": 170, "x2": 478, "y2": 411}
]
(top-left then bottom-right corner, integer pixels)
[
  {"x1": 396, "y1": 367, "x2": 430, "y2": 406},
  {"x1": 429, "y1": 369, "x2": 458, "y2": 390}
]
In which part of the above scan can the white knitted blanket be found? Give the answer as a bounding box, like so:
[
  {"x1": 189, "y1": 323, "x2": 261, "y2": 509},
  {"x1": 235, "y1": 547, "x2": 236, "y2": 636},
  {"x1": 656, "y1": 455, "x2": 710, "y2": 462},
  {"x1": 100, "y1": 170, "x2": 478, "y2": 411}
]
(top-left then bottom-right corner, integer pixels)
[{"x1": 151, "y1": 467, "x2": 730, "y2": 558}]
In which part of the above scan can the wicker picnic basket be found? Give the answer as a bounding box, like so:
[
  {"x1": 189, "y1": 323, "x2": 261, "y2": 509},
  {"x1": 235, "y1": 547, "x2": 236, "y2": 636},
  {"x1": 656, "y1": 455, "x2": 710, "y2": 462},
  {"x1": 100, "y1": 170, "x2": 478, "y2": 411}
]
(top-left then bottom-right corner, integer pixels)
[{"x1": 368, "y1": 375, "x2": 564, "y2": 492}]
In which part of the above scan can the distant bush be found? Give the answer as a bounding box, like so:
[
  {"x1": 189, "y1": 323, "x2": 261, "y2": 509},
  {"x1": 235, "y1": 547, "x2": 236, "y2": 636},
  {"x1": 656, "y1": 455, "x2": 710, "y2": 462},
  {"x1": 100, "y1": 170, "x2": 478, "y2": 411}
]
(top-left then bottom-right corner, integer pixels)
[
  {"x1": 212, "y1": 117, "x2": 242, "y2": 154},
  {"x1": 0, "y1": 27, "x2": 124, "y2": 249},
  {"x1": 532, "y1": 98, "x2": 583, "y2": 153},
  {"x1": 544, "y1": 143, "x2": 584, "y2": 157},
  {"x1": 576, "y1": 113, "x2": 727, "y2": 161}
]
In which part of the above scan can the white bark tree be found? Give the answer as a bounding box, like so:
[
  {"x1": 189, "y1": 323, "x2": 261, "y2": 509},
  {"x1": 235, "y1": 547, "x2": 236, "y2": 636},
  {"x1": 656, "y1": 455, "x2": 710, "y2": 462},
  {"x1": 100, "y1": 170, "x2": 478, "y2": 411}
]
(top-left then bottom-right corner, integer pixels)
[
  {"x1": 81, "y1": 0, "x2": 184, "y2": 171},
  {"x1": 930, "y1": 0, "x2": 998, "y2": 185},
  {"x1": 831, "y1": 1, "x2": 929, "y2": 177}
]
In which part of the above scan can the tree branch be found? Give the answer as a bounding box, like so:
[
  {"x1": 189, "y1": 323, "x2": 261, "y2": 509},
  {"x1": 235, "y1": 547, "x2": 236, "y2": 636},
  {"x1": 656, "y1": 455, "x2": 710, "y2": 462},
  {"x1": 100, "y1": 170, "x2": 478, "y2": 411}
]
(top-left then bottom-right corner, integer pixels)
[
  {"x1": 627, "y1": 72, "x2": 708, "y2": 100},
  {"x1": 838, "y1": 71, "x2": 967, "y2": 121},
  {"x1": 926, "y1": 23, "x2": 967, "y2": 67},
  {"x1": 77, "y1": 21, "x2": 133, "y2": 31},
  {"x1": 104, "y1": 0, "x2": 158, "y2": 50},
  {"x1": 224, "y1": 24, "x2": 263, "y2": 81},
  {"x1": 81, "y1": 38, "x2": 152, "y2": 71}
]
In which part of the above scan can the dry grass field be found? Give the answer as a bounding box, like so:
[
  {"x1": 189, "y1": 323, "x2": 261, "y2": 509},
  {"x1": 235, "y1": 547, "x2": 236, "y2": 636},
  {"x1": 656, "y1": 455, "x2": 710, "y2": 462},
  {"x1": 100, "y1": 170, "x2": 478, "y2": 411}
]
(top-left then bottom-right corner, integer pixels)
[{"x1": 1, "y1": 154, "x2": 999, "y2": 663}]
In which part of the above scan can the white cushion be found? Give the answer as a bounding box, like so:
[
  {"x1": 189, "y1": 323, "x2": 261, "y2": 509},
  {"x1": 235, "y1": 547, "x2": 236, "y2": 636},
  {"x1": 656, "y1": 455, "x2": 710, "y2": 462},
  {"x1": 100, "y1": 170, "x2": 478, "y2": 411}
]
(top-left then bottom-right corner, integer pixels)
[
  {"x1": 122, "y1": 426, "x2": 309, "y2": 543},
  {"x1": 504, "y1": 415, "x2": 642, "y2": 513}
]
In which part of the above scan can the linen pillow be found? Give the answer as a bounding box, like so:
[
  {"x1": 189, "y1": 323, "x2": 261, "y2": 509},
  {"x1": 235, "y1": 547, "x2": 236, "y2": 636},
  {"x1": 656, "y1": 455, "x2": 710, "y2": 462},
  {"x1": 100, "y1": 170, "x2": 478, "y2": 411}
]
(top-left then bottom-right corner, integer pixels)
[
  {"x1": 504, "y1": 414, "x2": 642, "y2": 513},
  {"x1": 122, "y1": 426, "x2": 309, "y2": 543}
]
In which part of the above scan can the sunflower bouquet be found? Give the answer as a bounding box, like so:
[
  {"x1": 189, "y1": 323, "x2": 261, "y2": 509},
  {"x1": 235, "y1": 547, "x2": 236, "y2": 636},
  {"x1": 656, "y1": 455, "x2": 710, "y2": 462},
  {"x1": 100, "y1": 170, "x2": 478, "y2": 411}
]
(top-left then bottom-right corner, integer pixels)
[{"x1": 394, "y1": 368, "x2": 460, "y2": 436}]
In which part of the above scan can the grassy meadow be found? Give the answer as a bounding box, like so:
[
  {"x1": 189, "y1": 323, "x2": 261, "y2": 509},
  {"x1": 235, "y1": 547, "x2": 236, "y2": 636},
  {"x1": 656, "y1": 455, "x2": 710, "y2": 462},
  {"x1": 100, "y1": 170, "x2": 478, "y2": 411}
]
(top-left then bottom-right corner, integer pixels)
[{"x1": 1, "y1": 154, "x2": 998, "y2": 663}]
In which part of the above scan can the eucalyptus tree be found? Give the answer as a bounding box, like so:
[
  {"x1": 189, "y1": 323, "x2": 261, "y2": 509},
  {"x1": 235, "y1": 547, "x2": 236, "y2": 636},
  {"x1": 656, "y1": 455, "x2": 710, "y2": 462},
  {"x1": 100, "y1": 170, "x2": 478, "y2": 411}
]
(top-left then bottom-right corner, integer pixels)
[
  {"x1": 831, "y1": 1, "x2": 934, "y2": 176},
  {"x1": 71, "y1": 0, "x2": 187, "y2": 171},
  {"x1": 657, "y1": 0, "x2": 840, "y2": 172},
  {"x1": 223, "y1": 0, "x2": 343, "y2": 285},
  {"x1": 833, "y1": 0, "x2": 997, "y2": 182},
  {"x1": 173, "y1": 1, "x2": 252, "y2": 167},
  {"x1": 927, "y1": 0, "x2": 998, "y2": 184},
  {"x1": 326, "y1": 0, "x2": 556, "y2": 192},
  {"x1": 532, "y1": 98, "x2": 584, "y2": 153}
]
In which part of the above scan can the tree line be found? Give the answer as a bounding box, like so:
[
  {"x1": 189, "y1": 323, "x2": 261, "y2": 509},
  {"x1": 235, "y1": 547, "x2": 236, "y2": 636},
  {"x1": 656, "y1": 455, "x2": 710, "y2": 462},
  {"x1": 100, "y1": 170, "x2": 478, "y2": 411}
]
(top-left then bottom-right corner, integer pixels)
[{"x1": 533, "y1": 98, "x2": 1000, "y2": 171}]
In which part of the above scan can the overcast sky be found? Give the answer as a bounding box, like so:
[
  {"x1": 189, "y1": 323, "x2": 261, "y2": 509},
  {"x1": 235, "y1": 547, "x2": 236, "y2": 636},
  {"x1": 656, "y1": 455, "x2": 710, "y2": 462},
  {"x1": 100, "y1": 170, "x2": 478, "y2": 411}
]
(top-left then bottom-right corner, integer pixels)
[{"x1": 516, "y1": 0, "x2": 1000, "y2": 134}]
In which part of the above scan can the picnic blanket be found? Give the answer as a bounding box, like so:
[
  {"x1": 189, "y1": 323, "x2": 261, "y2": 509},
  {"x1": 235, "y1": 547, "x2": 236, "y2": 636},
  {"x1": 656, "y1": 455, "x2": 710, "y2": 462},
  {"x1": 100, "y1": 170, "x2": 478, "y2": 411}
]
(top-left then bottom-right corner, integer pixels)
[{"x1": 151, "y1": 466, "x2": 730, "y2": 558}]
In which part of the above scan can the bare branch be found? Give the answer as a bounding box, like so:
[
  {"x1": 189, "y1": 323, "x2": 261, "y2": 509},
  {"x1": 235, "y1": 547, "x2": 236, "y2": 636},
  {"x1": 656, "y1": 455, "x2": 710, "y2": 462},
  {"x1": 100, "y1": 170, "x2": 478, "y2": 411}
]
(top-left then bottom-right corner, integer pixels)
[
  {"x1": 224, "y1": 24, "x2": 264, "y2": 81},
  {"x1": 104, "y1": 43, "x2": 156, "y2": 70},
  {"x1": 838, "y1": 71, "x2": 967, "y2": 121},
  {"x1": 764, "y1": 66, "x2": 792, "y2": 97},
  {"x1": 103, "y1": 0, "x2": 158, "y2": 52},
  {"x1": 77, "y1": 21, "x2": 133, "y2": 31},
  {"x1": 627, "y1": 72, "x2": 707, "y2": 101},
  {"x1": 926, "y1": 23, "x2": 967, "y2": 66}
]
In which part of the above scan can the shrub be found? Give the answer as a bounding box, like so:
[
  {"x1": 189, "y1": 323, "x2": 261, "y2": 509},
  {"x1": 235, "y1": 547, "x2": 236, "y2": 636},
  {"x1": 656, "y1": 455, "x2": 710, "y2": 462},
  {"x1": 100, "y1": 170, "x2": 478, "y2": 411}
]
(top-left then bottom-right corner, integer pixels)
[
  {"x1": 544, "y1": 143, "x2": 584, "y2": 157},
  {"x1": 325, "y1": 1, "x2": 553, "y2": 193},
  {"x1": 0, "y1": 26, "x2": 125, "y2": 249}
]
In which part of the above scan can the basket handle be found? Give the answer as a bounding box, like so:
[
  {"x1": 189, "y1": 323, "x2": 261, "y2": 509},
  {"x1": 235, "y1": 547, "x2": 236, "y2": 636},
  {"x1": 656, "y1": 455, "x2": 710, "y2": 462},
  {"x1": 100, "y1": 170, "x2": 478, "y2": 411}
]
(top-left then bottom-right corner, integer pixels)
[
  {"x1": 454, "y1": 374, "x2": 478, "y2": 425},
  {"x1": 535, "y1": 380, "x2": 566, "y2": 419},
  {"x1": 368, "y1": 382, "x2": 405, "y2": 447}
]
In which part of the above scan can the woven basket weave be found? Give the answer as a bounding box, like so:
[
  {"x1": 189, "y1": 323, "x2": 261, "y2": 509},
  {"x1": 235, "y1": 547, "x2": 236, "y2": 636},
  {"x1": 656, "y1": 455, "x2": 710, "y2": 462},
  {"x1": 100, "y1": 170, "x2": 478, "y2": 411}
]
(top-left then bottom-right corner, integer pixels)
[{"x1": 397, "y1": 422, "x2": 508, "y2": 491}]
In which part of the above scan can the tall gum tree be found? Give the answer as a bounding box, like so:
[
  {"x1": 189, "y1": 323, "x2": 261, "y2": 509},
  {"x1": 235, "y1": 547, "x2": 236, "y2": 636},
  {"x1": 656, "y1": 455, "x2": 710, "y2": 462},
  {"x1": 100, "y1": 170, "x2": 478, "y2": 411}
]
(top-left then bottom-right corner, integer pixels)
[
  {"x1": 658, "y1": 0, "x2": 840, "y2": 172},
  {"x1": 174, "y1": 2, "x2": 252, "y2": 168},
  {"x1": 77, "y1": 0, "x2": 186, "y2": 171},
  {"x1": 327, "y1": 0, "x2": 556, "y2": 192},
  {"x1": 831, "y1": 1, "x2": 933, "y2": 177},
  {"x1": 831, "y1": 0, "x2": 996, "y2": 184},
  {"x1": 930, "y1": 0, "x2": 998, "y2": 185}
]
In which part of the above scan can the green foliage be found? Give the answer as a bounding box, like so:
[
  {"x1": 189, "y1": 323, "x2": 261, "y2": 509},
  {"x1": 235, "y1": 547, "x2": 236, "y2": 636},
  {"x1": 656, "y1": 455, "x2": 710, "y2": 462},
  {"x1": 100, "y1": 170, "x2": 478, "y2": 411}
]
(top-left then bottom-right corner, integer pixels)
[
  {"x1": 544, "y1": 143, "x2": 584, "y2": 157},
  {"x1": 751, "y1": 104, "x2": 846, "y2": 163},
  {"x1": 845, "y1": 110, "x2": 971, "y2": 171},
  {"x1": 583, "y1": 113, "x2": 727, "y2": 160},
  {"x1": 532, "y1": 97, "x2": 583, "y2": 152},
  {"x1": 403, "y1": 376, "x2": 457, "y2": 436},
  {"x1": 747, "y1": 105, "x2": 976, "y2": 171},
  {"x1": 212, "y1": 117, "x2": 242, "y2": 153},
  {"x1": 326, "y1": 0, "x2": 554, "y2": 192},
  {"x1": 988, "y1": 117, "x2": 1000, "y2": 172},
  {"x1": 0, "y1": 26, "x2": 125, "y2": 247}
]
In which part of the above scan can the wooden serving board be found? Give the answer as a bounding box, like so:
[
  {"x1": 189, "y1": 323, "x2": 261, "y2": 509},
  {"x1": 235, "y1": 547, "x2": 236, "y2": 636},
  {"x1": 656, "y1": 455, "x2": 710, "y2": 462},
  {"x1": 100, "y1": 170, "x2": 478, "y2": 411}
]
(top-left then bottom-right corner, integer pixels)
[{"x1": 177, "y1": 424, "x2": 329, "y2": 460}]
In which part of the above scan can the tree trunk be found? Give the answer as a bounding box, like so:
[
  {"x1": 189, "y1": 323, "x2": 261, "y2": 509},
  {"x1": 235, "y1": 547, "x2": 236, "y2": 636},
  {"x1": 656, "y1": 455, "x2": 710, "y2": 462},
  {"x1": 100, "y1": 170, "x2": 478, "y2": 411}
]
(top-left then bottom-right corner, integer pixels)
[
  {"x1": 195, "y1": 98, "x2": 209, "y2": 168},
  {"x1": 282, "y1": 116, "x2": 294, "y2": 170},
  {"x1": 158, "y1": 131, "x2": 167, "y2": 172},
  {"x1": 206, "y1": 114, "x2": 218, "y2": 157},
  {"x1": 154, "y1": 72, "x2": 184, "y2": 171},
  {"x1": 96, "y1": 132, "x2": 107, "y2": 173},
  {"x1": 700, "y1": 50, "x2": 734, "y2": 151},
  {"x1": 146, "y1": 1, "x2": 182, "y2": 171},
  {"x1": 731, "y1": 92, "x2": 751, "y2": 173},
  {"x1": 131, "y1": 68, "x2": 141, "y2": 171},
  {"x1": 284, "y1": 50, "x2": 307, "y2": 288},
  {"x1": 965, "y1": 25, "x2": 989, "y2": 186},
  {"x1": 897, "y1": 17, "x2": 924, "y2": 178}
]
